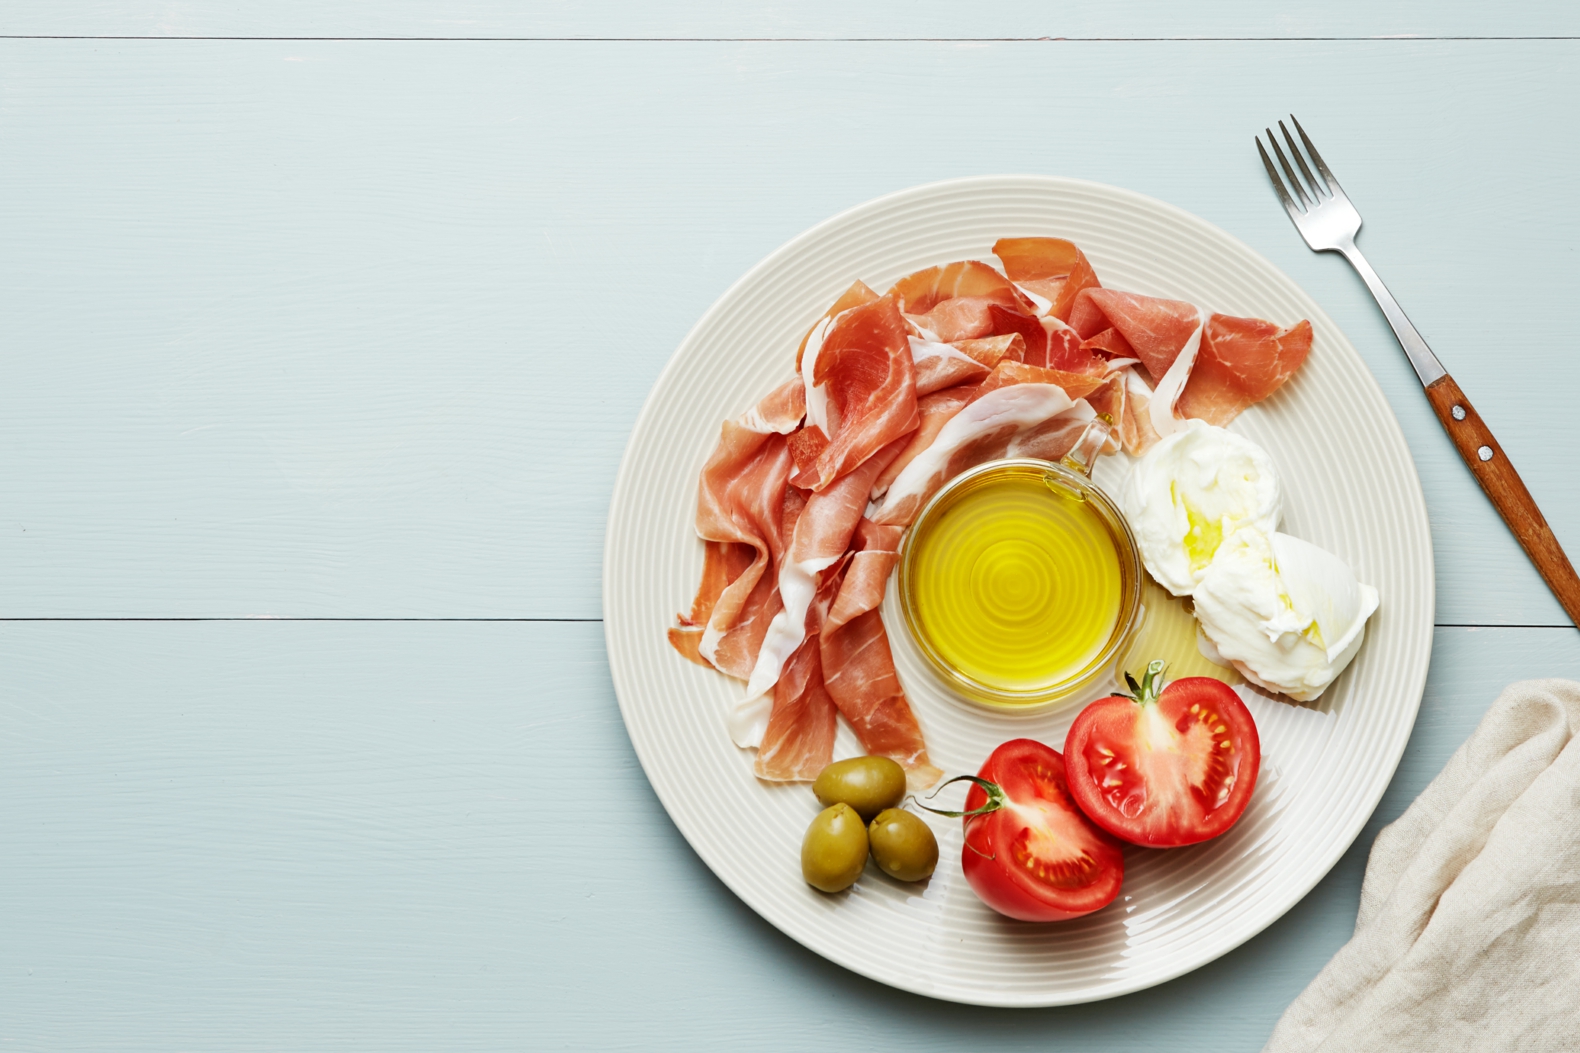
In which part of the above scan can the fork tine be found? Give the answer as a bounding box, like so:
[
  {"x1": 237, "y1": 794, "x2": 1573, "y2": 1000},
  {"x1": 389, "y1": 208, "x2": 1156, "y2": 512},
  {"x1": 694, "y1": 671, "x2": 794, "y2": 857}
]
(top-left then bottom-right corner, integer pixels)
[
  {"x1": 1289, "y1": 115, "x2": 1347, "y2": 198},
  {"x1": 1256, "y1": 137, "x2": 1303, "y2": 218},
  {"x1": 1267, "y1": 131, "x2": 1312, "y2": 208},
  {"x1": 1279, "y1": 120, "x2": 1325, "y2": 199}
]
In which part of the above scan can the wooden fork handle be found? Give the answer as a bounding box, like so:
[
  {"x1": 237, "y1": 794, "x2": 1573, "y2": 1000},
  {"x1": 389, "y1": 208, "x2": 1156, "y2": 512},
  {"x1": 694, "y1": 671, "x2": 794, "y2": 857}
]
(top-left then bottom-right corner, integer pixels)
[{"x1": 1425, "y1": 374, "x2": 1580, "y2": 627}]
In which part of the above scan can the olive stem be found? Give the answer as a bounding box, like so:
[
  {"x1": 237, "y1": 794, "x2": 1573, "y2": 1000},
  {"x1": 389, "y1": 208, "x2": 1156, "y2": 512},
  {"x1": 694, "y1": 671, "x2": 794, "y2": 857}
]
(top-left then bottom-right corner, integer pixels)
[{"x1": 909, "y1": 775, "x2": 1006, "y2": 819}]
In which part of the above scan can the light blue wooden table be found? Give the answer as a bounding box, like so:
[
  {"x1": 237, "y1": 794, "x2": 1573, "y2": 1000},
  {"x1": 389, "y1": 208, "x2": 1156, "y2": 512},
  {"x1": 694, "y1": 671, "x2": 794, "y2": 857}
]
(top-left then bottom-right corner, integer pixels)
[{"x1": 4, "y1": 5, "x2": 1579, "y2": 1049}]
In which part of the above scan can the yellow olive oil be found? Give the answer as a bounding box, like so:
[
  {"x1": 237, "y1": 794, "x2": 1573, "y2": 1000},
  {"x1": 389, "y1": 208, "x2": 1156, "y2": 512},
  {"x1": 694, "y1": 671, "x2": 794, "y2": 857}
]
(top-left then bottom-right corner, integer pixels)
[{"x1": 906, "y1": 470, "x2": 1126, "y2": 698}]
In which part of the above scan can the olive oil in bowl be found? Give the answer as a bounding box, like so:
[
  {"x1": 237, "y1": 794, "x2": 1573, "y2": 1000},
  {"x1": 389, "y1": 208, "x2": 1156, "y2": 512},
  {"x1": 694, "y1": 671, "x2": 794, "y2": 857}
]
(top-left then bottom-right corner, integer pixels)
[{"x1": 898, "y1": 459, "x2": 1141, "y2": 708}]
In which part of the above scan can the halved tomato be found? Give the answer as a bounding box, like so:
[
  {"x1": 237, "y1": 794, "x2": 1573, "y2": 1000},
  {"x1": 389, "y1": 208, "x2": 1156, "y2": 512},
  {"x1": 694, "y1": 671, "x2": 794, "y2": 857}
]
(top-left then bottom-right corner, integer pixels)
[
  {"x1": 928, "y1": 738, "x2": 1124, "y2": 922},
  {"x1": 1064, "y1": 661, "x2": 1260, "y2": 848}
]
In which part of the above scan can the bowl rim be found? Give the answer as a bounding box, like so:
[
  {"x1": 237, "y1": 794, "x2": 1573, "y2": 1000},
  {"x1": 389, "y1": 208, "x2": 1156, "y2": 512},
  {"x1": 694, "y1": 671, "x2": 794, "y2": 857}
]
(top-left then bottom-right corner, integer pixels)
[{"x1": 895, "y1": 455, "x2": 1144, "y2": 710}]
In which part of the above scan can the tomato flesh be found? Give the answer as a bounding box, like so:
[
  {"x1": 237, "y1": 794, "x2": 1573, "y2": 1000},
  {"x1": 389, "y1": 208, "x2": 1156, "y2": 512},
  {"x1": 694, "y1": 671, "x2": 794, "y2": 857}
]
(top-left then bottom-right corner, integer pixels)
[
  {"x1": 961, "y1": 739, "x2": 1124, "y2": 922},
  {"x1": 1064, "y1": 675, "x2": 1260, "y2": 848}
]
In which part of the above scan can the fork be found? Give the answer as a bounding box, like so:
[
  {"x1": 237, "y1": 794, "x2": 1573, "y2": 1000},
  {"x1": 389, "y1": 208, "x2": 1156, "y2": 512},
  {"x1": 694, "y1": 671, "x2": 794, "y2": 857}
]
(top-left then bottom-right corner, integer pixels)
[{"x1": 1258, "y1": 117, "x2": 1580, "y2": 628}]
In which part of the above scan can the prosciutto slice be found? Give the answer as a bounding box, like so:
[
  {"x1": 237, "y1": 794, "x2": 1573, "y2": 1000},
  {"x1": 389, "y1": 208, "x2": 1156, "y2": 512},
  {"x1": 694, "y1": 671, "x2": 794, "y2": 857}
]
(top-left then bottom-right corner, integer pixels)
[
  {"x1": 992, "y1": 237, "x2": 1102, "y2": 322},
  {"x1": 1082, "y1": 326, "x2": 1137, "y2": 358},
  {"x1": 909, "y1": 337, "x2": 989, "y2": 396},
  {"x1": 735, "y1": 374, "x2": 808, "y2": 434},
  {"x1": 667, "y1": 540, "x2": 756, "y2": 668},
  {"x1": 796, "y1": 280, "x2": 879, "y2": 371},
  {"x1": 894, "y1": 257, "x2": 1108, "y2": 377},
  {"x1": 892, "y1": 260, "x2": 1030, "y2": 341},
  {"x1": 979, "y1": 359, "x2": 1107, "y2": 402},
  {"x1": 730, "y1": 442, "x2": 903, "y2": 747},
  {"x1": 872, "y1": 385, "x2": 979, "y2": 499},
  {"x1": 911, "y1": 290, "x2": 1108, "y2": 379},
  {"x1": 872, "y1": 365, "x2": 1098, "y2": 528},
  {"x1": 1087, "y1": 367, "x2": 1164, "y2": 456},
  {"x1": 910, "y1": 332, "x2": 1021, "y2": 395},
  {"x1": 1182, "y1": 314, "x2": 1313, "y2": 424},
  {"x1": 996, "y1": 309, "x2": 1108, "y2": 375},
  {"x1": 753, "y1": 559, "x2": 846, "y2": 782},
  {"x1": 668, "y1": 379, "x2": 804, "y2": 678},
  {"x1": 875, "y1": 360, "x2": 1103, "y2": 501},
  {"x1": 984, "y1": 304, "x2": 1054, "y2": 366},
  {"x1": 1070, "y1": 289, "x2": 1201, "y2": 373},
  {"x1": 953, "y1": 334, "x2": 1024, "y2": 370},
  {"x1": 794, "y1": 294, "x2": 919, "y2": 491},
  {"x1": 819, "y1": 520, "x2": 941, "y2": 788},
  {"x1": 1070, "y1": 289, "x2": 1311, "y2": 431}
]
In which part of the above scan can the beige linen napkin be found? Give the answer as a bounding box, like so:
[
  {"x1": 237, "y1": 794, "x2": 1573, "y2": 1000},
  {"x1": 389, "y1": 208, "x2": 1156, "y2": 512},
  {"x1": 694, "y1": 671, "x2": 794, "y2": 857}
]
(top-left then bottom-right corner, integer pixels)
[{"x1": 1265, "y1": 678, "x2": 1580, "y2": 1053}]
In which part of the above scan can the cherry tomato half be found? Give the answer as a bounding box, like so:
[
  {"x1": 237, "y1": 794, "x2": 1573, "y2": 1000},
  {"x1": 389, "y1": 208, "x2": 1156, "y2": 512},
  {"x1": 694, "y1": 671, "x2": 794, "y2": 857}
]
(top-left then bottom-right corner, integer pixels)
[
  {"x1": 1065, "y1": 661, "x2": 1260, "y2": 848},
  {"x1": 953, "y1": 739, "x2": 1125, "y2": 922}
]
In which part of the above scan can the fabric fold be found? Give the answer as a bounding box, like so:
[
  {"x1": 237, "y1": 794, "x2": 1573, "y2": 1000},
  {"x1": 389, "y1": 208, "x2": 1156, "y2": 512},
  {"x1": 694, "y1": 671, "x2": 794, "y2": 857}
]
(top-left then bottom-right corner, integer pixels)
[{"x1": 1265, "y1": 677, "x2": 1580, "y2": 1053}]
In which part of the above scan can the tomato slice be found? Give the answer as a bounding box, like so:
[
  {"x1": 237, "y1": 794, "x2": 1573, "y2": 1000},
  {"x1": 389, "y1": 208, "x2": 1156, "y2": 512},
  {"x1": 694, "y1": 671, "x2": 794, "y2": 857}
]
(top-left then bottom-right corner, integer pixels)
[
  {"x1": 1064, "y1": 662, "x2": 1260, "y2": 848},
  {"x1": 957, "y1": 739, "x2": 1124, "y2": 922}
]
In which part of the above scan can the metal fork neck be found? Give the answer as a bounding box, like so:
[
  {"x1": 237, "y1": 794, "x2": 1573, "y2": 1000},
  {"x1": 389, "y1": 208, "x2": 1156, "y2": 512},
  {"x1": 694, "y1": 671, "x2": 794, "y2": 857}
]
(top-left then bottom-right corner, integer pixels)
[{"x1": 1333, "y1": 238, "x2": 1447, "y2": 388}]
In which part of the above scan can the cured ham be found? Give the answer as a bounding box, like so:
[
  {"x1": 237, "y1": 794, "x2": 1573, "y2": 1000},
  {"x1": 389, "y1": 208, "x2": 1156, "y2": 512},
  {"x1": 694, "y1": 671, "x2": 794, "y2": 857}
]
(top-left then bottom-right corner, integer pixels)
[
  {"x1": 872, "y1": 386, "x2": 978, "y2": 499},
  {"x1": 1009, "y1": 312, "x2": 1107, "y2": 375},
  {"x1": 872, "y1": 367, "x2": 1099, "y2": 528},
  {"x1": 1070, "y1": 288, "x2": 1312, "y2": 436},
  {"x1": 753, "y1": 639, "x2": 840, "y2": 782},
  {"x1": 1183, "y1": 314, "x2": 1313, "y2": 425},
  {"x1": 1081, "y1": 326, "x2": 1136, "y2": 359},
  {"x1": 992, "y1": 237, "x2": 1102, "y2": 322},
  {"x1": 896, "y1": 253, "x2": 1115, "y2": 378},
  {"x1": 820, "y1": 521, "x2": 941, "y2": 788},
  {"x1": 669, "y1": 379, "x2": 803, "y2": 679},
  {"x1": 909, "y1": 331, "x2": 1029, "y2": 396},
  {"x1": 794, "y1": 294, "x2": 919, "y2": 492},
  {"x1": 910, "y1": 336, "x2": 991, "y2": 396},
  {"x1": 892, "y1": 260, "x2": 1029, "y2": 341},
  {"x1": 821, "y1": 607, "x2": 941, "y2": 788},
  {"x1": 1070, "y1": 288, "x2": 1201, "y2": 376},
  {"x1": 898, "y1": 256, "x2": 1111, "y2": 378},
  {"x1": 796, "y1": 280, "x2": 879, "y2": 370},
  {"x1": 1087, "y1": 368, "x2": 1163, "y2": 456},
  {"x1": 984, "y1": 304, "x2": 1055, "y2": 367},
  {"x1": 753, "y1": 560, "x2": 846, "y2": 782},
  {"x1": 877, "y1": 362, "x2": 1103, "y2": 503},
  {"x1": 670, "y1": 236, "x2": 1314, "y2": 786},
  {"x1": 667, "y1": 539, "x2": 758, "y2": 668},
  {"x1": 1068, "y1": 289, "x2": 1212, "y2": 442},
  {"x1": 736, "y1": 375, "x2": 808, "y2": 435},
  {"x1": 730, "y1": 441, "x2": 903, "y2": 748},
  {"x1": 978, "y1": 359, "x2": 1107, "y2": 402}
]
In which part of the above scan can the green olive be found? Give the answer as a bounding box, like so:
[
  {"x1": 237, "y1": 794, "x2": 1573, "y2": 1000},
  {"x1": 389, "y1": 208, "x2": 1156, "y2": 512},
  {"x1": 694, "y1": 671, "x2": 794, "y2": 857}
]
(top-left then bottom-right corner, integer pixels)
[
  {"x1": 801, "y1": 803, "x2": 869, "y2": 892},
  {"x1": 868, "y1": 808, "x2": 939, "y2": 882},
  {"x1": 813, "y1": 756, "x2": 907, "y2": 821}
]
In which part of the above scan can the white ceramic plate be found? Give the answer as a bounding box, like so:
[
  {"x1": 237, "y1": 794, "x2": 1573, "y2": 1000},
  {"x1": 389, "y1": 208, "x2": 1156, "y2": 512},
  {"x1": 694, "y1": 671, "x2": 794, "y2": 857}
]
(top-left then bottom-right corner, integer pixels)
[{"x1": 603, "y1": 176, "x2": 1432, "y2": 1006}]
